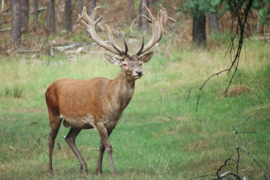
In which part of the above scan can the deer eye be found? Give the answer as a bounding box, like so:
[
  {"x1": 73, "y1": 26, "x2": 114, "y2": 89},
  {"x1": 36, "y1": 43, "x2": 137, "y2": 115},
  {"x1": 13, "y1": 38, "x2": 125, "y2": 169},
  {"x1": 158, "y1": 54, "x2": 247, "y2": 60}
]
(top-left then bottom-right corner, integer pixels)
[{"x1": 122, "y1": 63, "x2": 128, "y2": 67}]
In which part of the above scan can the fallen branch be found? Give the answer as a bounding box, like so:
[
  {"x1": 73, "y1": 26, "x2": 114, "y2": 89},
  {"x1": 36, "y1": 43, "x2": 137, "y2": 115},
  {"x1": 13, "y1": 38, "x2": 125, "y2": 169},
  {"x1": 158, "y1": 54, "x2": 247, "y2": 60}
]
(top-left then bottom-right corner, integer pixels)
[
  {"x1": 55, "y1": 44, "x2": 78, "y2": 52},
  {"x1": 29, "y1": 7, "x2": 47, "y2": 14},
  {"x1": 0, "y1": 28, "x2": 11, "y2": 32},
  {"x1": 18, "y1": 50, "x2": 40, "y2": 54}
]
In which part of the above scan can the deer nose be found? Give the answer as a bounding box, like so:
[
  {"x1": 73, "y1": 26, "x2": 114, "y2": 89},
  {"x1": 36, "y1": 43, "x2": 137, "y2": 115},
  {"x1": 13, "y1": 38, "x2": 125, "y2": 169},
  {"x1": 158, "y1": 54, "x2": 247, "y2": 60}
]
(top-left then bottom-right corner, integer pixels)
[{"x1": 136, "y1": 70, "x2": 143, "y2": 76}]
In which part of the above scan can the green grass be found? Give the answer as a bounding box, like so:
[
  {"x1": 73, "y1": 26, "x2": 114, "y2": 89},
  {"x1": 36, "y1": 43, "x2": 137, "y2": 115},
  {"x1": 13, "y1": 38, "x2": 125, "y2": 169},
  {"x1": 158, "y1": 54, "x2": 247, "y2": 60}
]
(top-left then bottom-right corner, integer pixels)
[{"x1": 0, "y1": 39, "x2": 269, "y2": 180}]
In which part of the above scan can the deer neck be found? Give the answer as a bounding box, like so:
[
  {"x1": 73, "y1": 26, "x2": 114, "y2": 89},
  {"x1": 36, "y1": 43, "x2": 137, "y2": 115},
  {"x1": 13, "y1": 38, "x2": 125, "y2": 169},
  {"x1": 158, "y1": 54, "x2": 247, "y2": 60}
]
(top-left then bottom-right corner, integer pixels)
[{"x1": 107, "y1": 71, "x2": 135, "y2": 111}]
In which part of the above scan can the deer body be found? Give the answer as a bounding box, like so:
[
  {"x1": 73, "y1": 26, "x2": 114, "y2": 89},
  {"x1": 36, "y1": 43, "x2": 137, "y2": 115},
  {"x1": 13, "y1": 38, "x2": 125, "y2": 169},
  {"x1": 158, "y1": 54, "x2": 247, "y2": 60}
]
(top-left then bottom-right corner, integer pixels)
[
  {"x1": 46, "y1": 4, "x2": 175, "y2": 176},
  {"x1": 46, "y1": 73, "x2": 135, "y2": 130}
]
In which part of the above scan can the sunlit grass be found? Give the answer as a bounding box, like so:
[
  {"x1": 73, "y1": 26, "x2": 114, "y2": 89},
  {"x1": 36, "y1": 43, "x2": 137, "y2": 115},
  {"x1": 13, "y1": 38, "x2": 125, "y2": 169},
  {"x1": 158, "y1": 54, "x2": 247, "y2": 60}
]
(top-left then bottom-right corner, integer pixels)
[{"x1": 0, "y1": 38, "x2": 269, "y2": 179}]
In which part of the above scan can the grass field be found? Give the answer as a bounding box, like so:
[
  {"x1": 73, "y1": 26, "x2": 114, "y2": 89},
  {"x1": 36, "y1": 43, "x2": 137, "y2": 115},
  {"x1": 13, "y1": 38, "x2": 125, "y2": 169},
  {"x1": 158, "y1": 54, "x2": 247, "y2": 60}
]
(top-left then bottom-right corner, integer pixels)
[{"x1": 0, "y1": 37, "x2": 269, "y2": 179}]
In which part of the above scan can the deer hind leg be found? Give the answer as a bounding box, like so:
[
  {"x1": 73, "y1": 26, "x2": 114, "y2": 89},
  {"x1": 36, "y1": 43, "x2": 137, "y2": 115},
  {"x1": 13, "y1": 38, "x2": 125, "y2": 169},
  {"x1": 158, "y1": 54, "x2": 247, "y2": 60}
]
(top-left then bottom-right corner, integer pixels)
[
  {"x1": 96, "y1": 123, "x2": 116, "y2": 175},
  {"x1": 48, "y1": 116, "x2": 62, "y2": 175},
  {"x1": 65, "y1": 128, "x2": 88, "y2": 173}
]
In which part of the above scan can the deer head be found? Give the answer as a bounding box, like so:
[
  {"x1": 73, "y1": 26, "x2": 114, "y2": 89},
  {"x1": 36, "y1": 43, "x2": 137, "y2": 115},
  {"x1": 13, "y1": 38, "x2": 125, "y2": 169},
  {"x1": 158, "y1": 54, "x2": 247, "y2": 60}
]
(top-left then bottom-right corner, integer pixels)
[{"x1": 77, "y1": 4, "x2": 175, "y2": 82}]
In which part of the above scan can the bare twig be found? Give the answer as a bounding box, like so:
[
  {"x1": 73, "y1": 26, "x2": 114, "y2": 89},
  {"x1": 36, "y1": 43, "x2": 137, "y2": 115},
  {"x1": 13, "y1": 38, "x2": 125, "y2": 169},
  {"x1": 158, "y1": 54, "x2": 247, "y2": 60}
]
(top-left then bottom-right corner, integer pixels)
[
  {"x1": 218, "y1": 171, "x2": 241, "y2": 179},
  {"x1": 34, "y1": 133, "x2": 50, "y2": 148},
  {"x1": 57, "y1": 142, "x2": 61, "y2": 150},
  {"x1": 243, "y1": 138, "x2": 270, "y2": 147},
  {"x1": 188, "y1": 173, "x2": 215, "y2": 180},
  {"x1": 239, "y1": 146, "x2": 267, "y2": 179},
  {"x1": 186, "y1": 69, "x2": 229, "y2": 111},
  {"x1": 68, "y1": 176, "x2": 87, "y2": 180},
  {"x1": 60, "y1": 164, "x2": 81, "y2": 180}
]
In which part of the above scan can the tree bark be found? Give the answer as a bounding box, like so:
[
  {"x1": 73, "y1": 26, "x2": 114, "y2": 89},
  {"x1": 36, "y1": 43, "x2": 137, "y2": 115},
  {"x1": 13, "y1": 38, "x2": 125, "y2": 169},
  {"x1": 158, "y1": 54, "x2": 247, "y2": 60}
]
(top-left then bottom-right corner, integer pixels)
[
  {"x1": 129, "y1": 0, "x2": 136, "y2": 23},
  {"x1": 11, "y1": 0, "x2": 21, "y2": 46},
  {"x1": 21, "y1": 0, "x2": 29, "y2": 33},
  {"x1": 87, "y1": 0, "x2": 96, "y2": 36},
  {"x1": 139, "y1": 0, "x2": 149, "y2": 31},
  {"x1": 46, "y1": 0, "x2": 56, "y2": 34},
  {"x1": 77, "y1": 0, "x2": 83, "y2": 15},
  {"x1": 193, "y1": 13, "x2": 207, "y2": 48},
  {"x1": 65, "y1": 0, "x2": 73, "y2": 33},
  {"x1": 208, "y1": 12, "x2": 220, "y2": 36},
  {"x1": 87, "y1": 0, "x2": 96, "y2": 16},
  {"x1": 151, "y1": 0, "x2": 157, "y2": 10},
  {"x1": 34, "y1": 0, "x2": 38, "y2": 25}
]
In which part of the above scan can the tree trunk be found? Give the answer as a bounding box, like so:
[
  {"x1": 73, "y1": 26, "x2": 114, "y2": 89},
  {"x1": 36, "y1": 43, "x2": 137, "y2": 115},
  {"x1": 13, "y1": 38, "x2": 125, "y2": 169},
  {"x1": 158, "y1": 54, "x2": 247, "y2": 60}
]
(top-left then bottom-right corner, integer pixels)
[
  {"x1": 208, "y1": 12, "x2": 220, "y2": 36},
  {"x1": 34, "y1": 0, "x2": 38, "y2": 25},
  {"x1": 46, "y1": 0, "x2": 56, "y2": 34},
  {"x1": 11, "y1": 0, "x2": 21, "y2": 46},
  {"x1": 77, "y1": 0, "x2": 83, "y2": 15},
  {"x1": 87, "y1": 0, "x2": 96, "y2": 16},
  {"x1": 21, "y1": 0, "x2": 29, "y2": 33},
  {"x1": 65, "y1": 0, "x2": 72, "y2": 33},
  {"x1": 193, "y1": 13, "x2": 207, "y2": 48},
  {"x1": 87, "y1": 0, "x2": 96, "y2": 36},
  {"x1": 151, "y1": 0, "x2": 157, "y2": 4},
  {"x1": 139, "y1": 0, "x2": 149, "y2": 31},
  {"x1": 129, "y1": 0, "x2": 136, "y2": 23},
  {"x1": 151, "y1": 0, "x2": 157, "y2": 10}
]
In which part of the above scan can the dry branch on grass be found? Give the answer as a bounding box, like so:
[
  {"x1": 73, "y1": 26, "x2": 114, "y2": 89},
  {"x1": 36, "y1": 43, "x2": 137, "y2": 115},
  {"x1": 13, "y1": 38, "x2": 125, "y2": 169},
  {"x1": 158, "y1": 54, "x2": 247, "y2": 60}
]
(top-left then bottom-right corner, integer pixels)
[
  {"x1": 60, "y1": 164, "x2": 83, "y2": 180},
  {"x1": 34, "y1": 133, "x2": 49, "y2": 148},
  {"x1": 190, "y1": 107, "x2": 269, "y2": 180}
]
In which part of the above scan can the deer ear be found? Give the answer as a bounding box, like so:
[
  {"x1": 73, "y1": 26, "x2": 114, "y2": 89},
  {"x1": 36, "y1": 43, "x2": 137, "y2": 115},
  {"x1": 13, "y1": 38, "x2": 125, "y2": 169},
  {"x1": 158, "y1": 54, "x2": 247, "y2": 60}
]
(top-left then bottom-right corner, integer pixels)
[
  {"x1": 140, "y1": 52, "x2": 153, "y2": 63},
  {"x1": 104, "y1": 54, "x2": 122, "y2": 65}
]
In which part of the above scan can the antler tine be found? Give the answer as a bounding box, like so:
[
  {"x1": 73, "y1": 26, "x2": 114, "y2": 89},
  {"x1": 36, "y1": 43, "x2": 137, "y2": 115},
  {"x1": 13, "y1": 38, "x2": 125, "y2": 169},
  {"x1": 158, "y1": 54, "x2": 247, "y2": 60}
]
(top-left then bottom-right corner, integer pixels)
[
  {"x1": 135, "y1": 31, "x2": 146, "y2": 55},
  {"x1": 135, "y1": 4, "x2": 175, "y2": 56},
  {"x1": 135, "y1": 4, "x2": 161, "y2": 55},
  {"x1": 89, "y1": 6, "x2": 100, "y2": 20},
  {"x1": 106, "y1": 24, "x2": 124, "y2": 55},
  {"x1": 159, "y1": 4, "x2": 176, "y2": 25},
  {"x1": 118, "y1": 28, "x2": 128, "y2": 55},
  {"x1": 77, "y1": 6, "x2": 128, "y2": 56}
]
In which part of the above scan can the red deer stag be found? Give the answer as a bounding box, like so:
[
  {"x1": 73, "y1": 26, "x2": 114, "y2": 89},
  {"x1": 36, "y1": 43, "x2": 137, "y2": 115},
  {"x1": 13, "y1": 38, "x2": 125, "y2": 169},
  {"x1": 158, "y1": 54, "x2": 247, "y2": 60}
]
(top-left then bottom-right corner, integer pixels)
[{"x1": 45, "y1": 4, "x2": 175, "y2": 175}]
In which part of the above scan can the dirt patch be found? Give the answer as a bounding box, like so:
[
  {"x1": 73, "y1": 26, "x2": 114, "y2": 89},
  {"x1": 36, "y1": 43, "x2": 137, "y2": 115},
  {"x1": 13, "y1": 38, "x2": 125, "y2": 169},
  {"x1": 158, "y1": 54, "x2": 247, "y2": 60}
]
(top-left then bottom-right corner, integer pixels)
[{"x1": 217, "y1": 86, "x2": 251, "y2": 97}]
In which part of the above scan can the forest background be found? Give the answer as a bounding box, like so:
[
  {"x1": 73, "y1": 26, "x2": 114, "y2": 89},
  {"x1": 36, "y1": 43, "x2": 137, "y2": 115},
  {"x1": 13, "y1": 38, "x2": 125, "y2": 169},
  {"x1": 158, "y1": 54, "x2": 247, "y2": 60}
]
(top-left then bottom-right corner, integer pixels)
[{"x1": 0, "y1": 0, "x2": 270, "y2": 179}]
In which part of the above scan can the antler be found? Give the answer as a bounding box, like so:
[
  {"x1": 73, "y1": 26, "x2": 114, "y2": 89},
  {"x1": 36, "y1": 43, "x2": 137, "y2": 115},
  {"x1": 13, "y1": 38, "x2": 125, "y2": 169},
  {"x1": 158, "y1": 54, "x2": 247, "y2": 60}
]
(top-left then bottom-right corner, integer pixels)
[
  {"x1": 77, "y1": 6, "x2": 128, "y2": 56},
  {"x1": 135, "y1": 4, "x2": 176, "y2": 56}
]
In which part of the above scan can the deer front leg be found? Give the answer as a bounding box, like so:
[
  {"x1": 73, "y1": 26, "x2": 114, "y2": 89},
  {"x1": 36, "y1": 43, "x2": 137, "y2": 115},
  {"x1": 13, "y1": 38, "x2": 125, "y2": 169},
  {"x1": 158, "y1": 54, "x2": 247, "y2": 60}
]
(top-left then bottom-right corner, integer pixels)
[
  {"x1": 95, "y1": 141, "x2": 105, "y2": 175},
  {"x1": 95, "y1": 127, "x2": 114, "y2": 175},
  {"x1": 96, "y1": 123, "x2": 116, "y2": 175}
]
